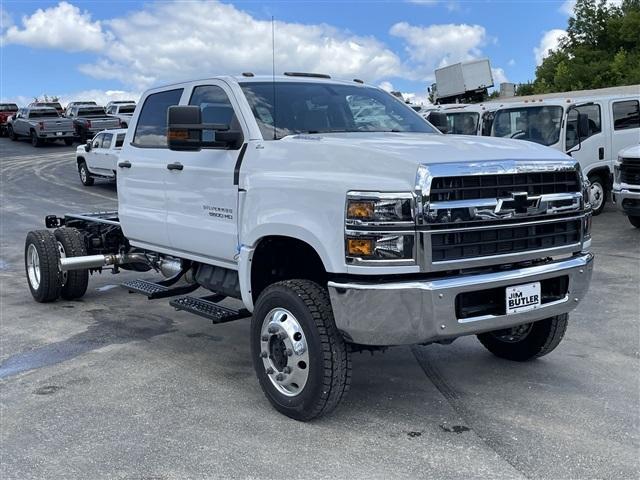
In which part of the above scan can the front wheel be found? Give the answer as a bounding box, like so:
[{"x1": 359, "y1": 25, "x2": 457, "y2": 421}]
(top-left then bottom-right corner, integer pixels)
[
  {"x1": 8, "y1": 126, "x2": 17, "y2": 141},
  {"x1": 251, "y1": 280, "x2": 352, "y2": 421},
  {"x1": 628, "y1": 216, "x2": 640, "y2": 228},
  {"x1": 477, "y1": 314, "x2": 568, "y2": 361},
  {"x1": 78, "y1": 162, "x2": 94, "y2": 186},
  {"x1": 588, "y1": 174, "x2": 608, "y2": 216},
  {"x1": 25, "y1": 230, "x2": 62, "y2": 303}
]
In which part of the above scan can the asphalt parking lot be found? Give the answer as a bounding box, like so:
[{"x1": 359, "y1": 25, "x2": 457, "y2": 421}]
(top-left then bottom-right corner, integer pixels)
[{"x1": 0, "y1": 136, "x2": 638, "y2": 480}]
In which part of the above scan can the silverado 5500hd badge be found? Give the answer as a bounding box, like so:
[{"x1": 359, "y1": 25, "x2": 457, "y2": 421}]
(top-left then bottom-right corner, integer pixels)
[{"x1": 203, "y1": 204, "x2": 233, "y2": 220}]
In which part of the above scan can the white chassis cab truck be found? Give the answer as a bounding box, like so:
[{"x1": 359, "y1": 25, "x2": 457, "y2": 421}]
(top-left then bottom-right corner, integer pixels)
[
  {"x1": 487, "y1": 92, "x2": 640, "y2": 215},
  {"x1": 613, "y1": 144, "x2": 640, "y2": 228},
  {"x1": 24, "y1": 74, "x2": 594, "y2": 421},
  {"x1": 76, "y1": 129, "x2": 127, "y2": 185}
]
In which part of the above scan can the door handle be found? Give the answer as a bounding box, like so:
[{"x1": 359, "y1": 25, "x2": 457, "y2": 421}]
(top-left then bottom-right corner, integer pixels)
[
  {"x1": 167, "y1": 162, "x2": 184, "y2": 171},
  {"x1": 598, "y1": 147, "x2": 604, "y2": 160},
  {"x1": 118, "y1": 161, "x2": 131, "y2": 168}
]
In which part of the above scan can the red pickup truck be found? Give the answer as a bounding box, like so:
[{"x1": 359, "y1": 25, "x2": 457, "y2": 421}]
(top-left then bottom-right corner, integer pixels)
[{"x1": 0, "y1": 103, "x2": 19, "y2": 136}]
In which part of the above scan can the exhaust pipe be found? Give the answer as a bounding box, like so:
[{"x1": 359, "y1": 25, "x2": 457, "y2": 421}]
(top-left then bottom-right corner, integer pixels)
[{"x1": 59, "y1": 253, "x2": 148, "y2": 272}]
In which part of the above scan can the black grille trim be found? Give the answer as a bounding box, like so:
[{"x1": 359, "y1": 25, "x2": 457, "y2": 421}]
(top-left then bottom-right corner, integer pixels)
[
  {"x1": 429, "y1": 171, "x2": 580, "y2": 202},
  {"x1": 432, "y1": 219, "x2": 581, "y2": 262},
  {"x1": 620, "y1": 158, "x2": 640, "y2": 185}
]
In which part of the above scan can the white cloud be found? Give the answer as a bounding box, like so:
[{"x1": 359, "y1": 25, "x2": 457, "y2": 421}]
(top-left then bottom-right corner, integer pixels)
[
  {"x1": 378, "y1": 81, "x2": 395, "y2": 92},
  {"x1": 534, "y1": 29, "x2": 566, "y2": 66},
  {"x1": 402, "y1": 91, "x2": 432, "y2": 106},
  {"x1": 389, "y1": 22, "x2": 487, "y2": 79},
  {"x1": 2, "y1": 1, "x2": 110, "y2": 52},
  {"x1": 1, "y1": 7, "x2": 13, "y2": 34},
  {"x1": 75, "y1": 1, "x2": 402, "y2": 90},
  {"x1": 508, "y1": 58, "x2": 516, "y2": 67},
  {"x1": 491, "y1": 67, "x2": 508, "y2": 85}
]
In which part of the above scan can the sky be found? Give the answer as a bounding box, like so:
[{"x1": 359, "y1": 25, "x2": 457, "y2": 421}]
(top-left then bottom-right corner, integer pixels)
[{"x1": 0, "y1": 0, "x2": 588, "y2": 106}]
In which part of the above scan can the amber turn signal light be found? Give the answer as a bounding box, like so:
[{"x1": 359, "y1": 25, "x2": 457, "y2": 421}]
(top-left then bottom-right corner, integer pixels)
[
  {"x1": 347, "y1": 201, "x2": 375, "y2": 220},
  {"x1": 347, "y1": 238, "x2": 374, "y2": 256}
]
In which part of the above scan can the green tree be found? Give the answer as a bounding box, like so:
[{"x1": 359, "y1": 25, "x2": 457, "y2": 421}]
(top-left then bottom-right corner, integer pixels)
[{"x1": 533, "y1": 0, "x2": 640, "y2": 92}]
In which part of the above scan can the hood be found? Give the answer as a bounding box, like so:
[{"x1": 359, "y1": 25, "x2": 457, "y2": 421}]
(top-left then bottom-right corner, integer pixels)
[{"x1": 618, "y1": 144, "x2": 640, "y2": 158}]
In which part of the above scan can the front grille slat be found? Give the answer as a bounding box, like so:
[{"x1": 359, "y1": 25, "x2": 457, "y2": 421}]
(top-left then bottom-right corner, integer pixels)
[
  {"x1": 432, "y1": 220, "x2": 581, "y2": 262},
  {"x1": 620, "y1": 158, "x2": 640, "y2": 185},
  {"x1": 429, "y1": 171, "x2": 580, "y2": 202}
]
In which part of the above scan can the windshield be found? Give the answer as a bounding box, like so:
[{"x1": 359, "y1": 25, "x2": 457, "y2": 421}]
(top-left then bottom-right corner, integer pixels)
[
  {"x1": 0, "y1": 104, "x2": 18, "y2": 112},
  {"x1": 239, "y1": 82, "x2": 436, "y2": 139},
  {"x1": 119, "y1": 105, "x2": 135, "y2": 114},
  {"x1": 445, "y1": 112, "x2": 479, "y2": 135},
  {"x1": 29, "y1": 110, "x2": 59, "y2": 118},
  {"x1": 78, "y1": 107, "x2": 107, "y2": 117},
  {"x1": 492, "y1": 106, "x2": 563, "y2": 146}
]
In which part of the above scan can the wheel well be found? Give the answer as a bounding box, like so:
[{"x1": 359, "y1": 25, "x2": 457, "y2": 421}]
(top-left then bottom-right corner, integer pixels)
[
  {"x1": 587, "y1": 167, "x2": 612, "y2": 189},
  {"x1": 76, "y1": 156, "x2": 85, "y2": 166},
  {"x1": 250, "y1": 236, "x2": 327, "y2": 302}
]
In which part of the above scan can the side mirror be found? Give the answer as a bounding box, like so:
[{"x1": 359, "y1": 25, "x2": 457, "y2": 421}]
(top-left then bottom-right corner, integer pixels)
[
  {"x1": 427, "y1": 111, "x2": 448, "y2": 133},
  {"x1": 577, "y1": 112, "x2": 589, "y2": 138},
  {"x1": 84, "y1": 141, "x2": 91, "y2": 152},
  {"x1": 167, "y1": 105, "x2": 244, "y2": 151}
]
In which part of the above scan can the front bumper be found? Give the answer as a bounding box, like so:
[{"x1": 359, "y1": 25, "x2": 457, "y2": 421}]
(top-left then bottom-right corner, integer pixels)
[
  {"x1": 328, "y1": 252, "x2": 594, "y2": 346},
  {"x1": 613, "y1": 186, "x2": 640, "y2": 216}
]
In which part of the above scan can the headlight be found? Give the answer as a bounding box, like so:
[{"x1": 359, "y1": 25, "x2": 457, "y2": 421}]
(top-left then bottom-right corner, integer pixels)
[
  {"x1": 345, "y1": 233, "x2": 415, "y2": 261},
  {"x1": 345, "y1": 192, "x2": 416, "y2": 265},
  {"x1": 346, "y1": 193, "x2": 413, "y2": 225}
]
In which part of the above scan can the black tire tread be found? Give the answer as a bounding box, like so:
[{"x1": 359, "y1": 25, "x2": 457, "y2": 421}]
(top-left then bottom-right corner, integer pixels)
[
  {"x1": 477, "y1": 314, "x2": 568, "y2": 362},
  {"x1": 628, "y1": 215, "x2": 640, "y2": 228},
  {"x1": 25, "y1": 230, "x2": 61, "y2": 302},
  {"x1": 256, "y1": 279, "x2": 352, "y2": 420},
  {"x1": 54, "y1": 228, "x2": 89, "y2": 300},
  {"x1": 78, "y1": 162, "x2": 94, "y2": 186},
  {"x1": 588, "y1": 173, "x2": 608, "y2": 216}
]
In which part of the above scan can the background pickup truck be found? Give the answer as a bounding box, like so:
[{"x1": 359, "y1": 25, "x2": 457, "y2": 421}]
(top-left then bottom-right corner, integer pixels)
[
  {"x1": 0, "y1": 103, "x2": 19, "y2": 136},
  {"x1": 28, "y1": 101, "x2": 64, "y2": 116},
  {"x1": 7, "y1": 107, "x2": 75, "y2": 146},
  {"x1": 106, "y1": 103, "x2": 136, "y2": 128},
  {"x1": 67, "y1": 105, "x2": 121, "y2": 142},
  {"x1": 75, "y1": 128, "x2": 126, "y2": 185}
]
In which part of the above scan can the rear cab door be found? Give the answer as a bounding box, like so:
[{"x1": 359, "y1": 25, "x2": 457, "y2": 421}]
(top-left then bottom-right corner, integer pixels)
[
  {"x1": 117, "y1": 88, "x2": 185, "y2": 250},
  {"x1": 163, "y1": 80, "x2": 248, "y2": 267},
  {"x1": 610, "y1": 98, "x2": 640, "y2": 156}
]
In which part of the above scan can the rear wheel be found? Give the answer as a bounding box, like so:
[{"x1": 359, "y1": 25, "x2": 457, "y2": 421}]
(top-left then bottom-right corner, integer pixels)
[
  {"x1": 25, "y1": 230, "x2": 61, "y2": 303},
  {"x1": 78, "y1": 162, "x2": 94, "y2": 186},
  {"x1": 251, "y1": 280, "x2": 352, "y2": 421},
  {"x1": 477, "y1": 314, "x2": 568, "y2": 361},
  {"x1": 588, "y1": 173, "x2": 607, "y2": 216},
  {"x1": 31, "y1": 131, "x2": 43, "y2": 147},
  {"x1": 54, "y1": 228, "x2": 89, "y2": 300},
  {"x1": 628, "y1": 216, "x2": 640, "y2": 228},
  {"x1": 64, "y1": 138, "x2": 74, "y2": 146}
]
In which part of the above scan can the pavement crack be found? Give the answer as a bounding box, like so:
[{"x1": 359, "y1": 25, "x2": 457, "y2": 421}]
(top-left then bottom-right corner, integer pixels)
[{"x1": 411, "y1": 345, "x2": 530, "y2": 480}]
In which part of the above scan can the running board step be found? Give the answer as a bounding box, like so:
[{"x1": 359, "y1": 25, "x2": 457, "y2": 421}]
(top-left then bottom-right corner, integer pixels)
[
  {"x1": 122, "y1": 279, "x2": 199, "y2": 299},
  {"x1": 170, "y1": 295, "x2": 251, "y2": 324}
]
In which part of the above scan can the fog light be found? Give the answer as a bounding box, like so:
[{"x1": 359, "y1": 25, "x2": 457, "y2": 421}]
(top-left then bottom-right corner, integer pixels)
[{"x1": 347, "y1": 238, "x2": 374, "y2": 256}]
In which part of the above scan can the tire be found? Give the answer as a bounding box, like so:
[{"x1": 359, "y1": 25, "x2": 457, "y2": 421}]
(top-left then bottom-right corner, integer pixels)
[
  {"x1": 54, "y1": 228, "x2": 89, "y2": 300},
  {"x1": 64, "y1": 138, "x2": 74, "y2": 146},
  {"x1": 8, "y1": 125, "x2": 17, "y2": 141},
  {"x1": 628, "y1": 216, "x2": 640, "y2": 228},
  {"x1": 477, "y1": 314, "x2": 568, "y2": 362},
  {"x1": 588, "y1": 174, "x2": 608, "y2": 216},
  {"x1": 78, "y1": 129, "x2": 87, "y2": 144},
  {"x1": 31, "y1": 130, "x2": 43, "y2": 148},
  {"x1": 78, "y1": 161, "x2": 94, "y2": 186},
  {"x1": 251, "y1": 279, "x2": 352, "y2": 421},
  {"x1": 25, "y1": 230, "x2": 61, "y2": 303}
]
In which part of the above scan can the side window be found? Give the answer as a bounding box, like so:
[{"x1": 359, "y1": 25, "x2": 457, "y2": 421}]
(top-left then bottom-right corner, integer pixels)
[
  {"x1": 102, "y1": 133, "x2": 112, "y2": 149},
  {"x1": 115, "y1": 134, "x2": 125, "y2": 148},
  {"x1": 92, "y1": 133, "x2": 103, "y2": 149},
  {"x1": 133, "y1": 88, "x2": 183, "y2": 148},
  {"x1": 577, "y1": 104, "x2": 601, "y2": 137},
  {"x1": 106, "y1": 106, "x2": 114, "y2": 114},
  {"x1": 613, "y1": 100, "x2": 640, "y2": 130},
  {"x1": 189, "y1": 85, "x2": 236, "y2": 125}
]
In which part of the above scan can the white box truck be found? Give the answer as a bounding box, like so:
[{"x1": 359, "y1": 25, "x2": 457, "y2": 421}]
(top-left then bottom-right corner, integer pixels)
[{"x1": 431, "y1": 59, "x2": 494, "y2": 104}]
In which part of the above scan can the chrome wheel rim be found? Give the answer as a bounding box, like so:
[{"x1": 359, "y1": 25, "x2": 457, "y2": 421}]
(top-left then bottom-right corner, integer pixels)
[
  {"x1": 80, "y1": 166, "x2": 87, "y2": 183},
  {"x1": 590, "y1": 181, "x2": 604, "y2": 211},
  {"x1": 27, "y1": 244, "x2": 41, "y2": 290},
  {"x1": 260, "y1": 308, "x2": 310, "y2": 397},
  {"x1": 491, "y1": 323, "x2": 533, "y2": 343},
  {"x1": 57, "y1": 241, "x2": 67, "y2": 286}
]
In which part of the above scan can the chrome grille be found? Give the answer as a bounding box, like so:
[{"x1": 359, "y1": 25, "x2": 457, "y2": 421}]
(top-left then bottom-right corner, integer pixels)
[
  {"x1": 620, "y1": 157, "x2": 640, "y2": 185},
  {"x1": 416, "y1": 161, "x2": 586, "y2": 272}
]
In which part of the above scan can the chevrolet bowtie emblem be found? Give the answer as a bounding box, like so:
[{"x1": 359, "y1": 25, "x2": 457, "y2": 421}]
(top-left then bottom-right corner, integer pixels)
[{"x1": 496, "y1": 192, "x2": 538, "y2": 214}]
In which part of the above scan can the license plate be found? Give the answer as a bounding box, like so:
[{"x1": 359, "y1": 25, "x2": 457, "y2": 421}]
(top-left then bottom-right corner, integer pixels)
[
  {"x1": 506, "y1": 282, "x2": 541, "y2": 315},
  {"x1": 56, "y1": 132, "x2": 62, "y2": 136}
]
